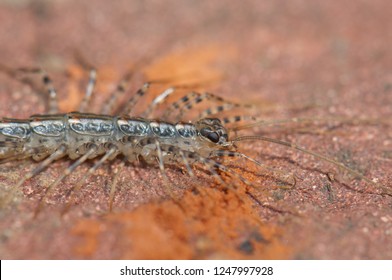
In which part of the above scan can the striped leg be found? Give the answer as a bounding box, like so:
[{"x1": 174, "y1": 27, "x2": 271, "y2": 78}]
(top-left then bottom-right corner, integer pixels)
[
  {"x1": 19, "y1": 67, "x2": 59, "y2": 114},
  {"x1": 156, "y1": 144, "x2": 256, "y2": 190},
  {"x1": 161, "y1": 91, "x2": 200, "y2": 120},
  {"x1": 0, "y1": 66, "x2": 59, "y2": 114},
  {"x1": 101, "y1": 70, "x2": 136, "y2": 115},
  {"x1": 142, "y1": 86, "x2": 209, "y2": 119},
  {"x1": 161, "y1": 91, "x2": 248, "y2": 121},
  {"x1": 79, "y1": 69, "x2": 97, "y2": 112},
  {"x1": 121, "y1": 82, "x2": 151, "y2": 115},
  {"x1": 142, "y1": 87, "x2": 175, "y2": 118}
]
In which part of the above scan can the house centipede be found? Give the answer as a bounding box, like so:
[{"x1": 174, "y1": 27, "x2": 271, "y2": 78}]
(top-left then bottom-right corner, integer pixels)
[{"x1": 0, "y1": 65, "x2": 390, "y2": 216}]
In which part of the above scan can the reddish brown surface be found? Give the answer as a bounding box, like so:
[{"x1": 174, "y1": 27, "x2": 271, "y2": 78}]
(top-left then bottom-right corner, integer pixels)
[{"x1": 0, "y1": 0, "x2": 391, "y2": 259}]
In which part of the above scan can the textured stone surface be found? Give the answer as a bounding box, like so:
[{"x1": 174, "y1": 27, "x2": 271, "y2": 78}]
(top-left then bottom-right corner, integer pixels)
[{"x1": 0, "y1": 0, "x2": 391, "y2": 259}]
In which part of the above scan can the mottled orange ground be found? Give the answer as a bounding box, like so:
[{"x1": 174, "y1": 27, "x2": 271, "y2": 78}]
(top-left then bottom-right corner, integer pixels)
[{"x1": 0, "y1": 0, "x2": 391, "y2": 260}]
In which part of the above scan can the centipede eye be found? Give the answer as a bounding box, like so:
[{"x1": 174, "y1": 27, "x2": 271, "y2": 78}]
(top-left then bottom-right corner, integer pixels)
[{"x1": 200, "y1": 127, "x2": 220, "y2": 143}]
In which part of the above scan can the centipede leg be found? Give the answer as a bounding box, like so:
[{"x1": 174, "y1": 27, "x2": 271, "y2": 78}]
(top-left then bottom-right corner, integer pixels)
[
  {"x1": 180, "y1": 150, "x2": 255, "y2": 206},
  {"x1": 108, "y1": 161, "x2": 124, "y2": 212},
  {"x1": 78, "y1": 69, "x2": 97, "y2": 112},
  {"x1": 3, "y1": 145, "x2": 67, "y2": 207},
  {"x1": 121, "y1": 83, "x2": 151, "y2": 115},
  {"x1": 34, "y1": 145, "x2": 98, "y2": 217},
  {"x1": 142, "y1": 87, "x2": 175, "y2": 118},
  {"x1": 161, "y1": 91, "x2": 200, "y2": 120},
  {"x1": 167, "y1": 91, "x2": 247, "y2": 121},
  {"x1": 101, "y1": 68, "x2": 138, "y2": 115},
  {"x1": 15, "y1": 145, "x2": 68, "y2": 189},
  {"x1": 62, "y1": 146, "x2": 118, "y2": 215},
  {"x1": 211, "y1": 150, "x2": 296, "y2": 188},
  {"x1": 2, "y1": 67, "x2": 60, "y2": 114},
  {"x1": 154, "y1": 140, "x2": 180, "y2": 202}
]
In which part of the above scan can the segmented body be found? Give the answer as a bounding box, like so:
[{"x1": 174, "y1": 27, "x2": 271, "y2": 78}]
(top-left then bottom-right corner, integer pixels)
[
  {"x1": 0, "y1": 65, "x2": 389, "y2": 215},
  {"x1": 0, "y1": 113, "x2": 228, "y2": 165}
]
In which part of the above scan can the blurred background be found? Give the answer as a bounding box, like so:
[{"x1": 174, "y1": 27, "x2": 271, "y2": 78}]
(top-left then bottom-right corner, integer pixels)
[{"x1": 0, "y1": 0, "x2": 391, "y2": 259}]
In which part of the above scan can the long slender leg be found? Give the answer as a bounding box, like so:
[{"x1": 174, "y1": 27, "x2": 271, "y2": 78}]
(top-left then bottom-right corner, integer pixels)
[
  {"x1": 155, "y1": 144, "x2": 229, "y2": 210},
  {"x1": 177, "y1": 149, "x2": 262, "y2": 207},
  {"x1": 211, "y1": 150, "x2": 296, "y2": 187},
  {"x1": 78, "y1": 69, "x2": 97, "y2": 112},
  {"x1": 19, "y1": 68, "x2": 59, "y2": 114},
  {"x1": 161, "y1": 91, "x2": 199, "y2": 120},
  {"x1": 120, "y1": 83, "x2": 183, "y2": 117},
  {"x1": 179, "y1": 148, "x2": 298, "y2": 216},
  {"x1": 102, "y1": 81, "x2": 128, "y2": 115},
  {"x1": 3, "y1": 145, "x2": 67, "y2": 206},
  {"x1": 62, "y1": 146, "x2": 118, "y2": 214},
  {"x1": 161, "y1": 91, "x2": 249, "y2": 121},
  {"x1": 108, "y1": 161, "x2": 125, "y2": 212},
  {"x1": 154, "y1": 140, "x2": 179, "y2": 200},
  {"x1": 101, "y1": 69, "x2": 137, "y2": 115},
  {"x1": 15, "y1": 145, "x2": 67, "y2": 189},
  {"x1": 34, "y1": 145, "x2": 98, "y2": 217},
  {"x1": 142, "y1": 87, "x2": 205, "y2": 119},
  {"x1": 156, "y1": 144, "x2": 255, "y2": 189},
  {"x1": 178, "y1": 150, "x2": 194, "y2": 177},
  {"x1": 121, "y1": 82, "x2": 150, "y2": 115},
  {"x1": 142, "y1": 87, "x2": 175, "y2": 118},
  {"x1": 134, "y1": 139, "x2": 193, "y2": 203},
  {"x1": 184, "y1": 150, "x2": 257, "y2": 188},
  {"x1": 0, "y1": 66, "x2": 59, "y2": 114},
  {"x1": 227, "y1": 115, "x2": 390, "y2": 133},
  {"x1": 198, "y1": 103, "x2": 240, "y2": 119},
  {"x1": 232, "y1": 135, "x2": 392, "y2": 196}
]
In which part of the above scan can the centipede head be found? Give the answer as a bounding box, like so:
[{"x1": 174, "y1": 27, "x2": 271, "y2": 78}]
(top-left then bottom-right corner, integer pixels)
[{"x1": 195, "y1": 118, "x2": 230, "y2": 146}]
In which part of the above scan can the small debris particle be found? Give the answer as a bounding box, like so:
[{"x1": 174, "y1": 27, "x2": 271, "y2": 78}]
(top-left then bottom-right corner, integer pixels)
[{"x1": 238, "y1": 240, "x2": 254, "y2": 255}]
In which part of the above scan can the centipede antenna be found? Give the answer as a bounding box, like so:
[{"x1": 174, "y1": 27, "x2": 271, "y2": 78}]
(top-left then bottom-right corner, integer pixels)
[
  {"x1": 232, "y1": 135, "x2": 391, "y2": 196},
  {"x1": 79, "y1": 69, "x2": 97, "y2": 112}
]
